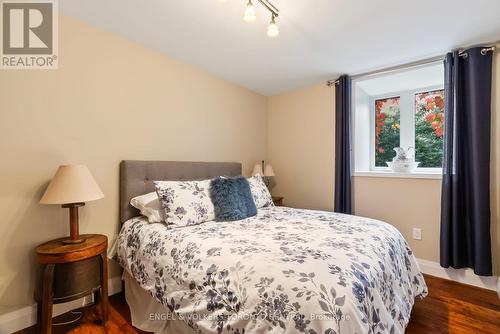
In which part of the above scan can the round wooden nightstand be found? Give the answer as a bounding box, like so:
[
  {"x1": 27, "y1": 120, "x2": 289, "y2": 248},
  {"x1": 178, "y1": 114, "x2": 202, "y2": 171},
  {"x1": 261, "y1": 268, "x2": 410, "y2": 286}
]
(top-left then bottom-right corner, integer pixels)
[{"x1": 35, "y1": 234, "x2": 108, "y2": 334}]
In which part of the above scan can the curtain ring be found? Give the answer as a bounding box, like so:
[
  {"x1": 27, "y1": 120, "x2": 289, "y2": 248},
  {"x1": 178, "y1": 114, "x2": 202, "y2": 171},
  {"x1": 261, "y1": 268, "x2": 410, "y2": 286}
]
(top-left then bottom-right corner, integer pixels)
[
  {"x1": 460, "y1": 52, "x2": 468, "y2": 59},
  {"x1": 480, "y1": 46, "x2": 495, "y2": 55}
]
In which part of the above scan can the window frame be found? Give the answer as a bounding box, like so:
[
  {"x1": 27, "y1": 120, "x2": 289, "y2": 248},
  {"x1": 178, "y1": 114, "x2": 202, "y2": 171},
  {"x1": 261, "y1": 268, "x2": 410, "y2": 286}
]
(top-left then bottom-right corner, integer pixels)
[{"x1": 367, "y1": 85, "x2": 444, "y2": 174}]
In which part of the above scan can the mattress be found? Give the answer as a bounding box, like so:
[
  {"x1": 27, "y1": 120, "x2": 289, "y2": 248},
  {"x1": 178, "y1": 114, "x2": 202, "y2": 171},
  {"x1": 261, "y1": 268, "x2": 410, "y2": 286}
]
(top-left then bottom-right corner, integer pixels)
[{"x1": 114, "y1": 206, "x2": 427, "y2": 333}]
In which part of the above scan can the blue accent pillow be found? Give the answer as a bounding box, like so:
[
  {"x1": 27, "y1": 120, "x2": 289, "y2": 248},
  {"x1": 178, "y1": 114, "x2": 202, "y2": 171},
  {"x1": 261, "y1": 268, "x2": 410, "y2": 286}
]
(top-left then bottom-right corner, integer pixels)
[{"x1": 210, "y1": 176, "x2": 257, "y2": 221}]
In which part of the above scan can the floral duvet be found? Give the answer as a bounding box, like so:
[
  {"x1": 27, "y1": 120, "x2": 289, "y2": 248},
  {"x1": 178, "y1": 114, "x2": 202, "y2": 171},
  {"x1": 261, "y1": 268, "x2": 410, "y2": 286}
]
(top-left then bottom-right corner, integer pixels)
[{"x1": 115, "y1": 206, "x2": 427, "y2": 334}]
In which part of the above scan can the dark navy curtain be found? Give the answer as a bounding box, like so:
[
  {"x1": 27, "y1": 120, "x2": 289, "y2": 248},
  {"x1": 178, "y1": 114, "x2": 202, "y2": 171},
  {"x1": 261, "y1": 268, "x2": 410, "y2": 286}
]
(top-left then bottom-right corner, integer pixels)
[
  {"x1": 440, "y1": 47, "x2": 493, "y2": 276},
  {"x1": 334, "y1": 75, "x2": 352, "y2": 214}
]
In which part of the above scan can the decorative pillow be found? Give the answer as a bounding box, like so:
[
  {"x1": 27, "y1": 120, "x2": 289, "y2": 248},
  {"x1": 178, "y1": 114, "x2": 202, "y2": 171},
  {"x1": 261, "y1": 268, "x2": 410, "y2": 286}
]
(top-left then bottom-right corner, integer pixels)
[
  {"x1": 247, "y1": 174, "x2": 274, "y2": 208},
  {"x1": 210, "y1": 177, "x2": 257, "y2": 221},
  {"x1": 130, "y1": 192, "x2": 163, "y2": 223},
  {"x1": 154, "y1": 179, "x2": 215, "y2": 227}
]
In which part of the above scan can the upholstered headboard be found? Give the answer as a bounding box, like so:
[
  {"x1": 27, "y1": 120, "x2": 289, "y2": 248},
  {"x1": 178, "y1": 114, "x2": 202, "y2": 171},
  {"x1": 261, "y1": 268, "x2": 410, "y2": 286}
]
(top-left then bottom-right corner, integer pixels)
[{"x1": 119, "y1": 160, "x2": 242, "y2": 223}]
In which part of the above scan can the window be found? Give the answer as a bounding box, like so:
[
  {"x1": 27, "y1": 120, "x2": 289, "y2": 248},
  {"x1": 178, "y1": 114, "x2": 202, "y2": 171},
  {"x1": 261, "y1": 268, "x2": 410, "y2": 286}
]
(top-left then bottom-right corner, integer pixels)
[
  {"x1": 414, "y1": 90, "x2": 445, "y2": 168},
  {"x1": 374, "y1": 96, "x2": 400, "y2": 167},
  {"x1": 353, "y1": 63, "x2": 444, "y2": 177}
]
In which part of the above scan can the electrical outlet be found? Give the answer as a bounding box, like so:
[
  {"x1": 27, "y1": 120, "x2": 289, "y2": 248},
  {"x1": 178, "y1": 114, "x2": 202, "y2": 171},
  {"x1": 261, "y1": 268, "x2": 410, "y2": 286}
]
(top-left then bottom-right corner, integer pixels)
[{"x1": 412, "y1": 228, "x2": 422, "y2": 240}]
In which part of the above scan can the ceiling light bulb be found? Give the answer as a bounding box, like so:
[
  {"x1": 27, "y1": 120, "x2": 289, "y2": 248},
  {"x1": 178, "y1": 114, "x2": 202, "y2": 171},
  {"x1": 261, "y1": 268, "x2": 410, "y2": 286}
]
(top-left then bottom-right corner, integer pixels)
[
  {"x1": 267, "y1": 16, "x2": 279, "y2": 37},
  {"x1": 243, "y1": 0, "x2": 256, "y2": 23}
]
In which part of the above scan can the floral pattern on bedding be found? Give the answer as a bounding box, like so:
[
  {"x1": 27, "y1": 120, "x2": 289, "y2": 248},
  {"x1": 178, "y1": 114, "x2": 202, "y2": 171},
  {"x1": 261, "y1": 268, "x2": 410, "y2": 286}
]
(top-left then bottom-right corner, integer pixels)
[
  {"x1": 114, "y1": 207, "x2": 427, "y2": 334},
  {"x1": 247, "y1": 174, "x2": 274, "y2": 208},
  {"x1": 155, "y1": 180, "x2": 215, "y2": 227}
]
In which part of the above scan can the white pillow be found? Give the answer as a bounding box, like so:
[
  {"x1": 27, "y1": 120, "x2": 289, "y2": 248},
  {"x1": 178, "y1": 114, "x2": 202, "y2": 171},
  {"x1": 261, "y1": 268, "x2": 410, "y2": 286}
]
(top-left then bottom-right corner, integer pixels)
[
  {"x1": 248, "y1": 174, "x2": 274, "y2": 208},
  {"x1": 130, "y1": 192, "x2": 163, "y2": 223},
  {"x1": 154, "y1": 179, "x2": 215, "y2": 227}
]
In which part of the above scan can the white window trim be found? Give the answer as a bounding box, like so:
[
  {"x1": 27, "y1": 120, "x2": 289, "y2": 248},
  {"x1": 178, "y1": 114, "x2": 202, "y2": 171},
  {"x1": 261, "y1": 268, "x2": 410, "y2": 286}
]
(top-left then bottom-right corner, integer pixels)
[
  {"x1": 353, "y1": 170, "x2": 442, "y2": 179},
  {"x1": 354, "y1": 84, "x2": 444, "y2": 178}
]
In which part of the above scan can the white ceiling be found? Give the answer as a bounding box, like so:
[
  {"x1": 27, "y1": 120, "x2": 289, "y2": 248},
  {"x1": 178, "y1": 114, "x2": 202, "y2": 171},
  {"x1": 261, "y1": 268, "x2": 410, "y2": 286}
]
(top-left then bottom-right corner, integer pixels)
[
  {"x1": 60, "y1": 0, "x2": 500, "y2": 96},
  {"x1": 356, "y1": 64, "x2": 444, "y2": 96}
]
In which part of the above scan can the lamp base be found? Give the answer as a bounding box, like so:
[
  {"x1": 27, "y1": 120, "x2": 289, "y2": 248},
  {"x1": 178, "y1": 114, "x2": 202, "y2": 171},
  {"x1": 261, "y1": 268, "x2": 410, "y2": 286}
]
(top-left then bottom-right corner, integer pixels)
[
  {"x1": 263, "y1": 176, "x2": 271, "y2": 189},
  {"x1": 61, "y1": 202, "x2": 85, "y2": 245},
  {"x1": 61, "y1": 237, "x2": 85, "y2": 245}
]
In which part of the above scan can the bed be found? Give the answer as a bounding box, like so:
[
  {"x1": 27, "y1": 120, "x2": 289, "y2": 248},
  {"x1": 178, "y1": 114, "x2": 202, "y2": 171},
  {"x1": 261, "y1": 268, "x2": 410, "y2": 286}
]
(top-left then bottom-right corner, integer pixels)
[{"x1": 113, "y1": 160, "x2": 427, "y2": 334}]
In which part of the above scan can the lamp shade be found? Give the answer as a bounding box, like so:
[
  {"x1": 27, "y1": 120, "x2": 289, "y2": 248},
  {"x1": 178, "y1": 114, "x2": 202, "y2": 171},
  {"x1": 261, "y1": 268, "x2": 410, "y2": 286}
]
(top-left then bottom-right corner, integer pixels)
[
  {"x1": 40, "y1": 165, "x2": 104, "y2": 204},
  {"x1": 264, "y1": 164, "x2": 275, "y2": 177},
  {"x1": 252, "y1": 164, "x2": 263, "y2": 176}
]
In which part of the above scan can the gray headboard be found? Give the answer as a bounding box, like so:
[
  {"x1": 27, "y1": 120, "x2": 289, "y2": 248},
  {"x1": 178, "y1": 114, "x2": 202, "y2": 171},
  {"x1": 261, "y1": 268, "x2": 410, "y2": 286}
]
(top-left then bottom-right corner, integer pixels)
[{"x1": 120, "y1": 160, "x2": 242, "y2": 223}]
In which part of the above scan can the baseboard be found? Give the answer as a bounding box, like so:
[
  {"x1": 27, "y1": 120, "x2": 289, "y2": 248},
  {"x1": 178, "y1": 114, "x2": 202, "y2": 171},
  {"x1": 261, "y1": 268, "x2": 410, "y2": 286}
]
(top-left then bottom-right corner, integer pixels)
[
  {"x1": 0, "y1": 276, "x2": 122, "y2": 334},
  {"x1": 416, "y1": 258, "x2": 500, "y2": 295},
  {"x1": 107, "y1": 275, "x2": 123, "y2": 296}
]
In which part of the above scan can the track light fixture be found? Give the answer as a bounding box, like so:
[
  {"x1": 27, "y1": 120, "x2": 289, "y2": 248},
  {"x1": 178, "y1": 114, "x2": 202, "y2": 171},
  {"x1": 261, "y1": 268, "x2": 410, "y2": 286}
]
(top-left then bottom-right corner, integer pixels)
[
  {"x1": 243, "y1": 0, "x2": 257, "y2": 23},
  {"x1": 218, "y1": 0, "x2": 280, "y2": 37},
  {"x1": 267, "y1": 14, "x2": 279, "y2": 37}
]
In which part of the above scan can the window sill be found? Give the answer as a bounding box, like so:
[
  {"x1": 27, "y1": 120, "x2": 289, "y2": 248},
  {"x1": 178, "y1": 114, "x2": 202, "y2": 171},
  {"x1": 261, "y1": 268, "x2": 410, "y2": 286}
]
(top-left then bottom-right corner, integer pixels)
[{"x1": 353, "y1": 171, "x2": 442, "y2": 179}]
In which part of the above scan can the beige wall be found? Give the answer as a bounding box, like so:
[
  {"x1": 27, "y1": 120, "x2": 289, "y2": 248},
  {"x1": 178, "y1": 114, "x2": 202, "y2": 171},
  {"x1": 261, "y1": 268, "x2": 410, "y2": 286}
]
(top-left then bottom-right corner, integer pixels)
[
  {"x1": 268, "y1": 51, "x2": 500, "y2": 276},
  {"x1": 267, "y1": 84, "x2": 335, "y2": 211},
  {"x1": 0, "y1": 15, "x2": 268, "y2": 307},
  {"x1": 353, "y1": 177, "x2": 442, "y2": 263}
]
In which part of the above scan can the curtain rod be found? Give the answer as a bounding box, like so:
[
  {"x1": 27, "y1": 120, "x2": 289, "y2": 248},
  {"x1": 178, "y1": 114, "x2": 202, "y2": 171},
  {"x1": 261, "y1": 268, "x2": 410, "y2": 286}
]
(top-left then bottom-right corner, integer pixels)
[
  {"x1": 326, "y1": 44, "x2": 497, "y2": 86},
  {"x1": 257, "y1": 0, "x2": 279, "y2": 16}
]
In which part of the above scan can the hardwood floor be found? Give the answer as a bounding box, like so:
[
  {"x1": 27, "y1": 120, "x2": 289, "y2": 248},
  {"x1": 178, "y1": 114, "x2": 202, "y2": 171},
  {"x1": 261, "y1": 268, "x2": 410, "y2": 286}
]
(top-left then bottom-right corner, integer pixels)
[
  {"x1": 15, "y1": 294, "x2": 149, "y2": 334},
  {"x1": 405, "y1": 275, "x2": 500, "y2": 333},
  {"x1": 16, "y1": 274, "x2": 500, "y2": 333}
]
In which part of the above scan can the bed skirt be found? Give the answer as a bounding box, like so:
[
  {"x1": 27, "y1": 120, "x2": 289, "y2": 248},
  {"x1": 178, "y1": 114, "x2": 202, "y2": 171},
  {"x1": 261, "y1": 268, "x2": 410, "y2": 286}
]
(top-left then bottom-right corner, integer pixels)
[{"x1": 123, "y1": 271, "x2": 193, "y2": 334}]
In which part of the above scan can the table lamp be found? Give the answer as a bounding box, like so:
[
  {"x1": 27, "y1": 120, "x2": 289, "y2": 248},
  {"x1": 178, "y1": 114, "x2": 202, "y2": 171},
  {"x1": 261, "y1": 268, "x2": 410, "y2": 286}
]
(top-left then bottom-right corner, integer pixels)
[
  {"x1": 40, "y1": 165, "x2": 104, "y2": 244},
  {"x1": 252, "y1": 160, "x2": 275, "y2": 188}
]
